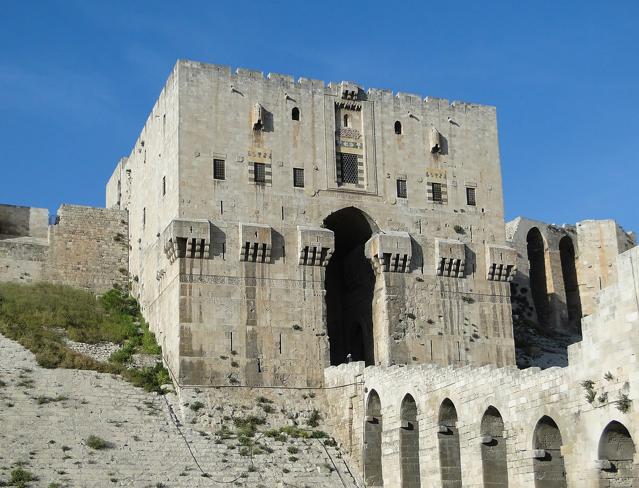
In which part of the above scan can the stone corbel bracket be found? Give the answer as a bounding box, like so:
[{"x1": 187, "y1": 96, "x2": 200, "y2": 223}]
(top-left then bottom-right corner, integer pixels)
[
  {"x1": 162, "y1": 219, "x2": 211, "y2": 264},
  {"x1": 485, "y1": 244, "x2": 517, "y2": 282},
  {"x1": 435, "y1": 238, "x2": 466, "y2": 278},
  {"x1": 365, "y1": 231, "x2": 412, "y2": 273},
  {"x1": 297, "y1": 226, "x2": 334, "y2": 266},
  {"x1": 240, "y1": 222, "x2": 272, "y2": 263}
]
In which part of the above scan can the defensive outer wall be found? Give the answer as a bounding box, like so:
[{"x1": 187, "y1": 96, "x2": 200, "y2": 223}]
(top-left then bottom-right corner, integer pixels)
[{"x1": 325, "y1": 245, "x2": 639, "y2": 487}]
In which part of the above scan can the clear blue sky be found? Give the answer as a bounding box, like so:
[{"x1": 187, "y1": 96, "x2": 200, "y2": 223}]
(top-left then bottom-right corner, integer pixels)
[{"x1": 2, "y1": 1, "x2": 638, "y2": 232}]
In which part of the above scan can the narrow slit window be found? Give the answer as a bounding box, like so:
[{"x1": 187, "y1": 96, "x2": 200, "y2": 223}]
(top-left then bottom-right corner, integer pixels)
[
  {"x1": 254, "y1": 162, "x2": 266, "y2": 184},
  {"x1": 394, "y1": 121, "x2": 402, "y2": 135},
  {"x1": 396, "y1": 178, "x2": 407, "y2": 198},
  {"x1": 213, "y1": 159, "x2": 225, "y2": 180},
  {"x1": 293, "y1": 168, "x2": 304, "y2": 188},
  {"x1": 292, "y1": 107, "x2": 300, "y2": 121},
  {"x1": 162, "y1": 176, "x2": 166, "y2": 196},
  {"x1": 343, "y1": 114, "x2": 350, "y2": 128},
  {"x1": 466, "y1": 187, "x2": 476, "y2": 206}
]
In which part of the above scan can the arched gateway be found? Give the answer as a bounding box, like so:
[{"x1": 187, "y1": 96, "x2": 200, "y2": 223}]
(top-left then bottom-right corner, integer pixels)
[{"x1": 324, "y1": 207, "x2": 377, "y2": 366}]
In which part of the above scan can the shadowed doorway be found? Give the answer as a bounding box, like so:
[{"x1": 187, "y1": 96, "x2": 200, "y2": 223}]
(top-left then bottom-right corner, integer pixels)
[{"x1": 324, "y1": 207, "x2": 376, "y2": 366}]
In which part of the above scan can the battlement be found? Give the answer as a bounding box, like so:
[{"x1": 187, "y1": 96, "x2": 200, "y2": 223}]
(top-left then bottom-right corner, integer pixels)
[{"x1": 174, "y1": 59, "x2": 496, "y2": 114}]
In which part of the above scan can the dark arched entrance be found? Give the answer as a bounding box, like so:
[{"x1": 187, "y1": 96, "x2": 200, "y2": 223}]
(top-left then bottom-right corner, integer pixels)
[
  {"x1": 527, "y1": 228, "x2": 550, "y2": 326},
  {"x1": 324, "y1": 207, "x2": 376, "y2": 366},
  {"x1": 559, "y1": 236, "x2": 582, "y2": 328},
  {"x1": 598, "y1": 421, "x2": 637, "y2": 487},
  {"x1": 532, "y1": 416, "x2": 566, "y2": 488}
]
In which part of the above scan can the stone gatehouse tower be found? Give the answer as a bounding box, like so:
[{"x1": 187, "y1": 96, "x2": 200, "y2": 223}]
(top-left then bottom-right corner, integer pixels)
[{"x1": 106, "y1": 60, "x2": 517, "y2": 387}]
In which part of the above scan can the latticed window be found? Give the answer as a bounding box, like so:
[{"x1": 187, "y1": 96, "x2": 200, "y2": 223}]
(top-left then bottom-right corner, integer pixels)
[
  {"x1": 254, "y1": 162, "x2": 266, "y2": 183},
  {"x1": 338, "y1": 152, "x2": 359, "y2": 184},
  {"x1": 431, "y1": 182, "x2": 443, "y2": 203},
  {"x1": 396, "y1": 179, "x2": 407, "y2": 198},
  {"x1": 466, "y1": 187, "x2": 476, "y2": 206},
  {"x1": 213, "y1": 159, "x2": 225, "y2": 180},
  {"x1": 293, "y1": 168, "x2": 304, "y2": 188}
]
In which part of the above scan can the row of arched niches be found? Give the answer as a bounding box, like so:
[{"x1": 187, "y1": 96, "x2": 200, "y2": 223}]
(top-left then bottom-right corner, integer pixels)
[{"x1": 364, "y1": 390, "x2": 636, "y2": 487}]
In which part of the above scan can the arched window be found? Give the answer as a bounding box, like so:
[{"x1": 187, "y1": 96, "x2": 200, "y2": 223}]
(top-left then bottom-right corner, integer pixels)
[
  {"x1": 532, "y1": 416, "x2": 566, "y2": 488},
  {"x1": 438, "y1": 399, "x2": 462, "y2": 488},
  {"x1": 394, "y1": 121, "x2": 402, "y2": 135},
  {"x1": 292, "y1": 107, "x2": 300, "y2": 121},
  {"x1": 364, "y1": 390, "x2": 383, "y2": 486},
  {"x1": 598, "y1": 421, "x2": 637, "y2": 484},
  {"x1": 400, "y1": 394, "x2": 420, "y2": 488},
  {"x1": 343, "y1": 114, "x2": 350, "y2": 128},
  {"x1": 480, "y1": 406, "x2": 507, "y2": 488}
]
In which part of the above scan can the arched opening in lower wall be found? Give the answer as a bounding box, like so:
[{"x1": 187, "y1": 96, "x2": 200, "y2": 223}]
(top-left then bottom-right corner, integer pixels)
[
  {"x1": 481, "y1": 406, "x2": 508, "y2": 488},
  {"x1": 324, "y1": 207, "x2": 376, "y2": 366},
  {"x1": 438, "y1": 398, "x2": 462, "y2": 488},
  {"x1": 559, "y1": 236, "x2": 582, "y2": 329},
  {"x1": 400, "y1": 394, "x2": 420, "y2": 488},
  {"x1": 527, "y1": 227, "x2": 550, "y2": 327},
  {"x1": 364, "y1": 390, "x2": 383, "y2": 487},
  {"x1": 532, "y1": 416, "x2": 566, "y2": 488},
  {"x1": 598, "y1": 421, "x2": 637, "y2": 487}
]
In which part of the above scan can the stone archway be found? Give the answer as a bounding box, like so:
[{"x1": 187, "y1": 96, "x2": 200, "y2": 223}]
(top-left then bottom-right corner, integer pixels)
[
  {"x1": 527, "y1": 227, "x2": 550, "y2": 327},
  {"x1": 324, "y1": 207, "x2": 377, "y2": 366},
  {"x1": 481, "y1": 406, "x2": 508, "y2": 488},
  {"x1": 364, "y1": 390, "x2": 383, "y2": 487},
  {"x1": 438, "y1": 398, "x2": 462, "y2": 488},
  {"x1": 598, "y1": 421, "x2": 637, "y2": 487},
  {"x1": 532, "y1": 416, "x2": 566, "y2": 488},
  {"x1": 559, "y1": 236, "x2": 582, "y2": 329},
  {"x1": 400, "y1": 394, "x2": 420, "y2": 488}
]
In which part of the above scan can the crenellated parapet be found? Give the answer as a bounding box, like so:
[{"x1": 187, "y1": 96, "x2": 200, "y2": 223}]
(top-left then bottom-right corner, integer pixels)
[
  {"x1": 365, "y1": 231, "x2": 412, "y2": 273},
  {"x1": 297, "y1": 226, "x2": 334, "y2": 267},
  {"x1": 435, "y1": 238, "x2": 466, "y2": 278},
  {"x1": 162, "y1": 219, "x2": 211, "y2": 263},
  {"x1": 239, "y1": 222, "x2": 272, "y2": 263},
  {"x1": 485, "y1": 244, "x2": 517, "y2": 282}
]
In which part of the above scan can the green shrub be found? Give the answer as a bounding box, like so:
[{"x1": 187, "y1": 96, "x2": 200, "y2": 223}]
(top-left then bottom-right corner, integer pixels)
[
  {"x1": 86, "y1": 435, "x2": 111, "y2": 450},
  {"x1": 190, "y1": 401, "x2": 205, "y2": 412},
  {"x1": 9, "y1": 467, "x2": 36, "y2": 487},
  {"x1": 306, "y1": 408, "x2": 321, "y2": 427}
]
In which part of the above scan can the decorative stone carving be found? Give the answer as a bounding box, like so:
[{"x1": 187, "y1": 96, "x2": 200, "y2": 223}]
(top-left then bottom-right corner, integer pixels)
[
  {"x1": 162, "y1": 219, "x2": 211, "y2": 263},
  {"x1": 435, "y1": 238, "x2": 466, "y2": 278},
  {"x1": 297, "y1": 226, "x2": 334, "y2": 266},
  {"x1": 485, "y1": 244, "x2": 517, "y2": 282},
  {"x1": 239, "y1": 222, "x2": 272, "y2": 263},
  {"x1": 365, "y1": 231, "x2": 412, "y2": 273}
]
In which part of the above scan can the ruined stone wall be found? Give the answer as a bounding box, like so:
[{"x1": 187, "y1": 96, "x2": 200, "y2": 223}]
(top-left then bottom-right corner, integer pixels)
[
  {"x1": 0, "y1": 204, "x2": 48, "y2": 238},
  {"x1": 0, "y1": 238, "x2": 48, "y2": 283},
  {"x1": 46, "y1": 205, "x2": 129, "y2": 293},
  {"x1": 324, "y1": 246, "x2": 639, "y2": 487},
  {"x1": 119, "y1": 60, "x2": 517, "y2": 387}
]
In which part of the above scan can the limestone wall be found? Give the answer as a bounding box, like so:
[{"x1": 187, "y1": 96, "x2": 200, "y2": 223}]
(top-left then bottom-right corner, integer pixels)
[
  {"x1": 0, "y1": 238, "x2": 48, "y2": 283},
  {"x1": 0, "y1": 204, "x2": 48, "y2": 238},
  {"x1": 45, "y1": 205, "x2": 129, "y2": 293},
  {"x1": 324, "y1": 245, "x2": 639, "y2": 487},
  {"x1": 112, "y1": 59, "x2": 518, "y2": 387}
]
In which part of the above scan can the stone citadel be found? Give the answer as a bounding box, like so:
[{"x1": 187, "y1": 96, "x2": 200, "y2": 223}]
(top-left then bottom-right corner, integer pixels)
[{"x1": 1, "y1": 59, "x2": 638, "y2": 486}]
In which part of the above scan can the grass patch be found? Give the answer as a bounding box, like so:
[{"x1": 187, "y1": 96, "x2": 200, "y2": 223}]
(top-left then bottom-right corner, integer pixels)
[
  {"x1": 8, "y1": 467, "x2": 36, "y2": 487},
  {"x1": 0, "y1": 283, "x2": 169, "y2": 393},
  {"x1": 85, "y1": 435, "x2": 112, "y2": 450}
]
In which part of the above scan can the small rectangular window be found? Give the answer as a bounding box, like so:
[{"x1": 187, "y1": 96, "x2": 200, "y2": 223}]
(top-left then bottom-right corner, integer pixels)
[
  {"x1": 431, "y1": 182, "x2": 443, "y2": 203},
  {"x1": 466, "y1": 187, "x2": 476, "y2": 206},
  {"x1": 162, "y1": 176, "x2": 166, "y2": 196},
  {"x1": 213, "y1": 159, "x2": 225, "y2": 180},
  {"x1": 254, "y1": 162, "x2": 266, "y2": 183},
  {"x1": 293, "y1": 168, "x2": 304, "y2": 188},
  {"x1": 396, "y1": 178, "x2": 407, "y2": 198}
]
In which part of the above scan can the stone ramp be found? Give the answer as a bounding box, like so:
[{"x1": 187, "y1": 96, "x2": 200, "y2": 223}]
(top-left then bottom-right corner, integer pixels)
[{"x1": 0, "y1": 333, "x2": 361, "y2": 487}]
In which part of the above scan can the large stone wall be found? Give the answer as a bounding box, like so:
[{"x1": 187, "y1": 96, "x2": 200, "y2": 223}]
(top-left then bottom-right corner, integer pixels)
[
  {"x1": 110, "y1": 59, "x2": 518, "y2": 387},
  {"x1": 324, "y1": 245, "x2": 639, "y2": 487},
  {"x1": 0, "y1": 204, "x2": 129, "y2": 294}
]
